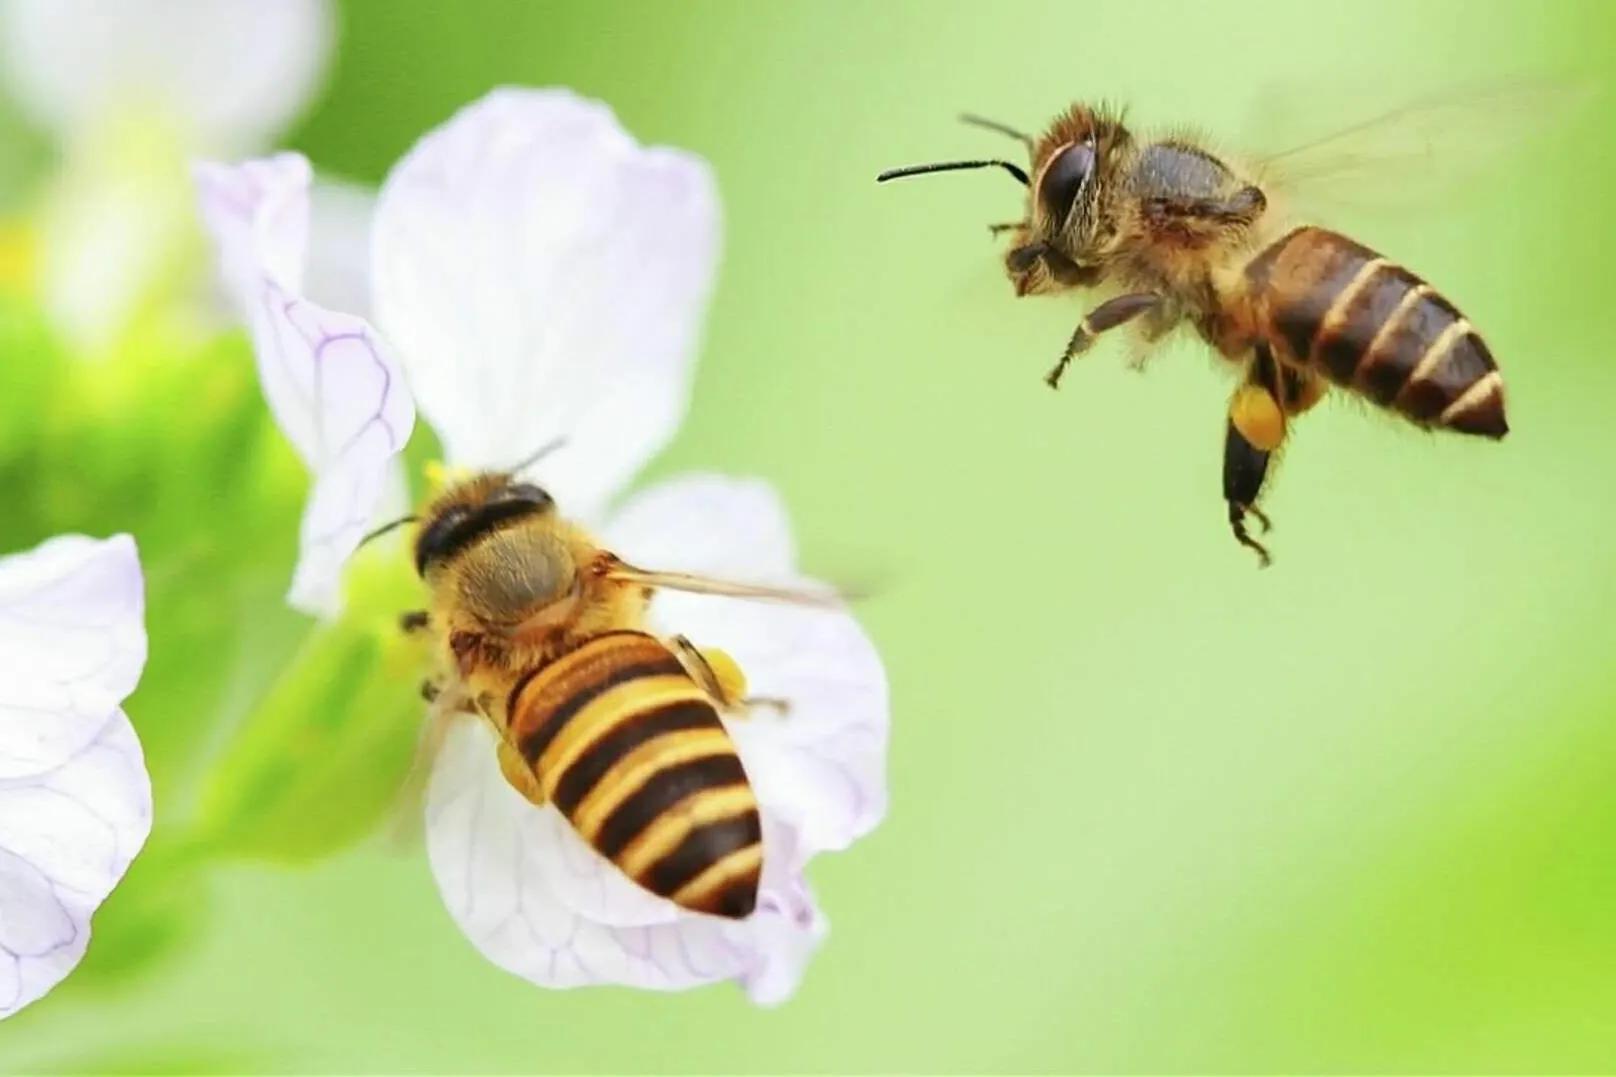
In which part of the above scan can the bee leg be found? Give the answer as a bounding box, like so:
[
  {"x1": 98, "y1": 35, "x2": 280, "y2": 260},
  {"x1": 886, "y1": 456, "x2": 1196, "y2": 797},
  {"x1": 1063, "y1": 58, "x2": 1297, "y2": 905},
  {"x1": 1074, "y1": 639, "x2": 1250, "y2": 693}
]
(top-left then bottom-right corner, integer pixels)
[
  {"x1": 1046, "y1": 292, "x2": 1162, "y2": 388},
  {"x1": 987, "y1": 220, "x2": 1026, "y2": 236},
  {"x1": 496, "y1": 738, "x2": 547, "y2": 807},
  {"x1": 1225, "y1": 360, "x2": 1291, "y2": 566},
  {"x1": 1223, "y1": 421, "x2": 1273, "y2": 567},
  {"x1": 669, "y1": 635, "x2": 748, "y2": 709},
  {"x1": 400, "y1": 609, "x2": 431, "y2": 635}
]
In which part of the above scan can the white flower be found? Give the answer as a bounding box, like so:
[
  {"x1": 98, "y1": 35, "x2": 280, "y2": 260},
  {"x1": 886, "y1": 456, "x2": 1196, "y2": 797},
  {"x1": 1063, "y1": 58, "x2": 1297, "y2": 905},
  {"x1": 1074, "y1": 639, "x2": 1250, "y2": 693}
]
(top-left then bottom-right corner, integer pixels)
[
  {"x1": 193, "y1": 153, "x2": 414, "y2": 617},
  {"x1": 0, "y1": 0, "x2": 335, "y2": 346},
  {"x1": 196, "y1": 87, "x2": 888, "y2": 1004},
  {"x1": 0, "y1": 533, "x2": 151, "y2": 1020}
]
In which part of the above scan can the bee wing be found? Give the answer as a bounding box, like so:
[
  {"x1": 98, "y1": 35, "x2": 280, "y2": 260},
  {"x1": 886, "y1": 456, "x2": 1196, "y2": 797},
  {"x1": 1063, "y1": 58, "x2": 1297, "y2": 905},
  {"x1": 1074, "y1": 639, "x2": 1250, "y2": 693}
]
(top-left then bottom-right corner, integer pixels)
[
  {"x1": 1249, "y1": 79, "x2": 1590, "y2": 220},
  {"x1": 383, "y1": 699, "x2": 472, "y2": 850},
  {"x1": 605, "y1": 563, "x2": 851, "y2": 609}
]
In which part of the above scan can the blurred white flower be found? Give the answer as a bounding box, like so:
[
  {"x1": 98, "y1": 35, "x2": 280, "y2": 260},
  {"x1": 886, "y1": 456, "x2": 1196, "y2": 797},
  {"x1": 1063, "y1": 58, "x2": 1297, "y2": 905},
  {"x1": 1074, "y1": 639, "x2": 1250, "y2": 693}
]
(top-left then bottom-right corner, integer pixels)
[
  {"x1": 0, "y1": 533, "x2": 151, "y2": 1019},
  {"x1": 0, "y1": 0, "x2": 335, "y2": 347},
  {"x1": 195, "y1": 88, "x2": 889, "y2": 1004}
]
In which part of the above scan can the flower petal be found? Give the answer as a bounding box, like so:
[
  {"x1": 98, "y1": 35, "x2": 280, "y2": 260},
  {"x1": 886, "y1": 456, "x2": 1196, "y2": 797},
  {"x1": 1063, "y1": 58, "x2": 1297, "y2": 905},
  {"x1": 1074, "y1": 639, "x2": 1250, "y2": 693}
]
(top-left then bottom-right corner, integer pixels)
[
  {"x1": 425, "y1": 718, "x2": 821, "y2": 1004},
  {"x1": 0, "y1": 708, "x2": 152, "y2": 1019},
  {"x1": 0, "y1": 535, "x2": 144, "y2": 780},
  {"x1": 372, "y1": 87, "x2": 720, "y2": 520},
  {"x1": 196, "y1": 155, "x2": 415, "y2": 617},
  {"x1": 306, "y1": 177, "x2": 376, "y2": 319},
  {"x1": 604, "y1": 476, "x2": 889, "y2": 857},
  {"x1": 604, "y1": 475, "x2": 796, "y2": 579},
  {"x1": 0, "y1": 0, "x2": 332, "y2": 153}
]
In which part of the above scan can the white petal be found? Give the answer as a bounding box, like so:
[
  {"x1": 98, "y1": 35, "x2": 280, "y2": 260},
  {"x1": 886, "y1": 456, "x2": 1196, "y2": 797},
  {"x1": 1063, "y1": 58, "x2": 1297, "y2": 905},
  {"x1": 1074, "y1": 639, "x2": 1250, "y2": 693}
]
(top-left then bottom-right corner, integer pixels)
[
  {"x1": 0, "y1": 708, "x2": 151, "y2": 1019},
  {"x1": 425, "y1": 719, "x2": 821, "y2": 1003},
  {"x1": 306, "y1": 177, "x2": 376, "y2": 319},
  {"x1": 372, "y1": 87, "x2": 720, "y2": 520},
  {"x1": 604, "y1": 475, "x2": 795, "y2": 579},
  {"x1": 604, "y1": 476, "x2": 890, "y2": 856},
  {"x1": 0, "y1": 535, "x2": 144, "y2": 780},
  {"x1": 194, "y1": 154, "x2": 310, "y2": 327},
  {"x1": 196, "y1": 155, "x2": 416, "y2": 617},
  {"x1": 0, "y1": 0, "x2": 332, "y2": 153}
]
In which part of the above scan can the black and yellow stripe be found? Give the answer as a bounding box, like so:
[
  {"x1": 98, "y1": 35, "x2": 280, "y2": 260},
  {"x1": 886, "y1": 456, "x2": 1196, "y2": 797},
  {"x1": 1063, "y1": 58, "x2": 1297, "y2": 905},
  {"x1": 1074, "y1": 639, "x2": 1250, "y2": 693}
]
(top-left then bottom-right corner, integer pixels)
[
  {"x1": 1247, "y1": 226, "x2": 1507, "y2": 438},
  {"x1": 507, "y1": 631, "x2": 762, "y2": 919}
]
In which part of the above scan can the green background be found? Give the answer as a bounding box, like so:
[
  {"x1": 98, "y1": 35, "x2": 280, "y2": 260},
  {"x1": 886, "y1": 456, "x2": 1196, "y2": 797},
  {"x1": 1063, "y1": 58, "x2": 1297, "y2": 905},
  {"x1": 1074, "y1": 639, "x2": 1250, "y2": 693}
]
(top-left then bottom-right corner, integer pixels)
[{"x1": 5, "y1": 0, "x2": 1616, "y2": 1071}]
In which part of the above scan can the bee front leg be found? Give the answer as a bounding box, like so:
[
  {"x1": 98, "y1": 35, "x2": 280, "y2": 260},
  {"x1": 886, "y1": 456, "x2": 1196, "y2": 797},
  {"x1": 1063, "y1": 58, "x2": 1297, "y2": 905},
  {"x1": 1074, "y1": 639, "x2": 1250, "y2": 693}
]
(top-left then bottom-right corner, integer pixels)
[{"x1": 1046, "y1": 293, "x2": 1162, "y2": 388}]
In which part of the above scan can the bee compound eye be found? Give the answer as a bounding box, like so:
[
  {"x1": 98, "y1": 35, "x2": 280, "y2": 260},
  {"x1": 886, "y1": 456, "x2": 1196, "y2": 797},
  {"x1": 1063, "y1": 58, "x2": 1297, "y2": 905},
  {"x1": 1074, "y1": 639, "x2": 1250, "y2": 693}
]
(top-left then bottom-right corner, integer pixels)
[
  {"x1": 1039, "y1": 141, "x2": 1095, "y2": 222},
  {"x1": 414, "y1": 505, "x2": 472, "y2": 575},
  {"x1": 494, "y1": 482, "x2": 555, "y2": 511}
]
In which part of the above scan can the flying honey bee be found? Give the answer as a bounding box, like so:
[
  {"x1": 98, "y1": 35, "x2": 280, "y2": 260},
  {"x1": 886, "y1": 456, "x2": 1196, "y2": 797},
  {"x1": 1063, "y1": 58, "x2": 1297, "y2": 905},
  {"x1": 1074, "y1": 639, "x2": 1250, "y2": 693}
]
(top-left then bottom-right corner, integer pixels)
[
  {"x1": 877, "y1": 92, "x2": 1561, "y2": 564},
  {"x1": 394, "y1": 471, "x2": 837, "y2": 919}
]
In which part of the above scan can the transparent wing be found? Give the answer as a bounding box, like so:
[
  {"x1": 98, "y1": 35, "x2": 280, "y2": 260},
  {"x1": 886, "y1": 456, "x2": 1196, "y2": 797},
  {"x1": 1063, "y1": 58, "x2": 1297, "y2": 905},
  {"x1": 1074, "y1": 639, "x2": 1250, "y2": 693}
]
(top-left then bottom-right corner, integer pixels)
[
  {"x1": 606, "y1": 563, "x2": 848, "y2": 609},
  {"x1": 1248, "y1": 80, "x2": 1590, "y2": 220}
]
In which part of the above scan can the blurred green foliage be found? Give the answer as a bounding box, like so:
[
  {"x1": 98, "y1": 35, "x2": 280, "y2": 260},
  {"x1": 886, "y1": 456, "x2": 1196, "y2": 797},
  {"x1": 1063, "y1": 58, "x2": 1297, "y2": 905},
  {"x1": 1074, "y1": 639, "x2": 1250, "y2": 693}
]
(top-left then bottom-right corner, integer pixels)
[
  {"x1": 194, "y1": 545, "x2": 426, "y2": 864},
  {"x1": 1, "y1": 0, "x2": 1614, "y2": 1072}
]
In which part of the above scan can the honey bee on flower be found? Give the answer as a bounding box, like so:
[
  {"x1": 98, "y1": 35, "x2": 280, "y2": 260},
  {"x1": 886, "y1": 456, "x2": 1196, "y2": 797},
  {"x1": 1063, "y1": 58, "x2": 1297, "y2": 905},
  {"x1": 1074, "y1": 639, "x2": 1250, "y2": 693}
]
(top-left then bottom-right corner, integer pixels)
[{"x1": 196, "y1": 88, "x2": 888, "y2": 1005}]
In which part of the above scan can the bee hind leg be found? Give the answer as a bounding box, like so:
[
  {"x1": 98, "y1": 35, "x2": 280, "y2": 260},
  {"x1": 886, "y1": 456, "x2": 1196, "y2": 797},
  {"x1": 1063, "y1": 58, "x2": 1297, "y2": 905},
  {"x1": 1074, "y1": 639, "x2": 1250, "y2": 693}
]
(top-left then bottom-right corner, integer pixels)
[
  {"x1": 496, "y1": 739, "x2": 547, "y2": 806},
  {"x1": 1224, "y1": 370, "x2": 1287, "y2": 567},
  {"x1": 669, "y1": 635, "x2": 791, "y2": 718},
  {"x1": 670, "y1": 635, "x2": 747, "y2": 709},
  {"x1": 1226, "y1": 494, "x2": 1273, "y2": 568}
]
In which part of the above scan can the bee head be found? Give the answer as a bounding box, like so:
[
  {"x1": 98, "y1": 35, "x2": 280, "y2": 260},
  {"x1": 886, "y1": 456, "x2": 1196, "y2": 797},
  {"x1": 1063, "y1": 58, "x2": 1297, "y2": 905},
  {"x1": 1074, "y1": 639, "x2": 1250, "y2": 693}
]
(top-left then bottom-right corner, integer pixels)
[
  {"x1": 415, "y1": 475, "x2": 577, "y2": 631},
  {"x1": 874, "y1": 105, "x2": 1127, "y2": 294},
  {"x1": 1003, "y1": 104, "x2": 1130, "y2": 295}
]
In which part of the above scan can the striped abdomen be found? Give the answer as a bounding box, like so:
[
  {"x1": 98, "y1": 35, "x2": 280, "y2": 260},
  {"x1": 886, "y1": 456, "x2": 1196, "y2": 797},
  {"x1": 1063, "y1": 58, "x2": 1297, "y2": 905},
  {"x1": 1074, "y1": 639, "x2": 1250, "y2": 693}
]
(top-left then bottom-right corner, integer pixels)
[
  {"x1": 507, "y1": 631, "x2": 761, "y2": 919},
  {"x1": 1246, "y1": 226, "x2": 1507, "y2": 437}
]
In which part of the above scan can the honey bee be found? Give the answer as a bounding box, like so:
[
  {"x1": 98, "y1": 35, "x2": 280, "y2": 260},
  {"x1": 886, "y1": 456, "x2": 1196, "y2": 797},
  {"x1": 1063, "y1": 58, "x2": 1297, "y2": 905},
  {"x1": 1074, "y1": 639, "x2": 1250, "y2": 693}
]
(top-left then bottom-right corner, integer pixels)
[
  {"x1": 397, "y1": 472, "x2": 835, "y2": 919},
  {"x1": 878, "y1": 98, "x2": 1537, "y2": 565}
]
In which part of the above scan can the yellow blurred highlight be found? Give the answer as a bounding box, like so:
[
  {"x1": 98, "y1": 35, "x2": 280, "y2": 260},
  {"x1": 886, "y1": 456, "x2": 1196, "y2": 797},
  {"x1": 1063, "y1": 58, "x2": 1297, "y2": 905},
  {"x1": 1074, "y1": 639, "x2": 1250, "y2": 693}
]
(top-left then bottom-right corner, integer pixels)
[{"x1": 0, "y1": 218, "x2": 39, "y2": 296}]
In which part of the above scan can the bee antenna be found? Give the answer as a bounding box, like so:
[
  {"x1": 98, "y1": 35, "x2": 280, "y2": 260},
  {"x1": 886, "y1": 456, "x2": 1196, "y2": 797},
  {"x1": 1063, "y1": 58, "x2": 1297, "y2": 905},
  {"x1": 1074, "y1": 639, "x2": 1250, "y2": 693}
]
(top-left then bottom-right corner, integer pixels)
[
  {"x1": 876, "y1": 159, "x2": 1030, "y2": 187},
  {"x1": 359, "y1": 514, "x2": 419, "y2": 548},
  {"x1": 506, "y1": 436, "x2": 568, "y2": 475},
  {"x1": 958, "y1": 113, "x2": 1033, "y2": 149}
]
